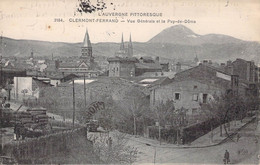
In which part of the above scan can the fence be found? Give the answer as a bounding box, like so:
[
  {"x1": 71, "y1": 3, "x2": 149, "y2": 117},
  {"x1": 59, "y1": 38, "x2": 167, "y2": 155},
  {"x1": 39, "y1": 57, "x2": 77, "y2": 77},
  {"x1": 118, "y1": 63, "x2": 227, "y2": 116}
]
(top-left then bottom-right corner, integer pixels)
[
  {"x1": 147, "y1": 118, "x2": 220, "y2": 144},
  {"x1": 2, "y1": 127, "x2": 94, "y2": 163}
]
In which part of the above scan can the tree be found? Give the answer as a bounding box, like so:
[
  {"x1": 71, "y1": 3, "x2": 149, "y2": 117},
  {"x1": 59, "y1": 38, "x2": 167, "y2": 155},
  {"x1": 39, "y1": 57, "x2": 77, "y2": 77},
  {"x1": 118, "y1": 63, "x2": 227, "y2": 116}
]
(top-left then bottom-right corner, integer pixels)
[
  {"x1": 117, "y1": 96, "x2": 149, "y2": 136},
  {"x1": 206, "y1": 93, "x2": 250, "y2": 138},
  {"x1": 116, "y1": 87, "x2": 150, "y2": 136},
  {"x1": 88, "y1": 131, "x2": 138, "y2": 164},
  {"x1": 151, "y1": 99, "x2": 188, "y2": 144},
  {"x1": 152, "y1": 100, "x2": 175, "y2": 127}
]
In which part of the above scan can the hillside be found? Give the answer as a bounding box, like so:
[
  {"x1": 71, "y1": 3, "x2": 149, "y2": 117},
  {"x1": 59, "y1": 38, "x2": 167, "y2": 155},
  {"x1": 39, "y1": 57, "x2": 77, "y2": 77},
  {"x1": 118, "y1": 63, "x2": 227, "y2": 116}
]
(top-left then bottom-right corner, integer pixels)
[
  {"x1": 1, "y1": 25, "x2": 260, "y2": 63},
  {"x1": 148, "y1": 25, "x2": 244, "y2": 45}
]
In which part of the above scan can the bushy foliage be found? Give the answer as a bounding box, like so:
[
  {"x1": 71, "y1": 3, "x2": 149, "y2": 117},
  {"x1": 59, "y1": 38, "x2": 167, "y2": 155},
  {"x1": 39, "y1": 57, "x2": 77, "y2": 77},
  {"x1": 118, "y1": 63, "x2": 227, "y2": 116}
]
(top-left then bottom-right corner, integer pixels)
[{"x1": 88, "y1": 132, "x2": 137, "y2": 164}]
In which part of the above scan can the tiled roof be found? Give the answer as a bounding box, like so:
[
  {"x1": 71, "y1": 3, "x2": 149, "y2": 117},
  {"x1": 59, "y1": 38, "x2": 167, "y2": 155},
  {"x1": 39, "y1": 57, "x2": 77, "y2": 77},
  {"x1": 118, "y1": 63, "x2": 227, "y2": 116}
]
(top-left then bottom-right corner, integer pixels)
[
  {"x1": 122, "y1": 76, "x2": 173, "y2": 89},
  {"x1": 139, "y1": 71, "x2": 176, "y2": 78},
  {"x1": 174, "y1": 64, "x2": 232, "y2": 89},
  {"x1": 135, "y1": 62, "x2": 162, "y2": 70},
  {"x1": 107, "y1": 56, "x2": 138, "y2": 62},
  {"x1": 59, "y1": 62, "x2": 79, "y2": 68},
  {"x1": 58, "y1": 77, "x2": 150, "y2": 97}
]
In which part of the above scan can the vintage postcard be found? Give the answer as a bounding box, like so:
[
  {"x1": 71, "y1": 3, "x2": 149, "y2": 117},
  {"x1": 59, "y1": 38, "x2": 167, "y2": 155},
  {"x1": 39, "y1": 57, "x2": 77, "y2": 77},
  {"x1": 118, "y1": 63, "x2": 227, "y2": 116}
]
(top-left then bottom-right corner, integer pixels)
[{"x1": 0, "y1": 0, "x2": 260, "y2": 164}]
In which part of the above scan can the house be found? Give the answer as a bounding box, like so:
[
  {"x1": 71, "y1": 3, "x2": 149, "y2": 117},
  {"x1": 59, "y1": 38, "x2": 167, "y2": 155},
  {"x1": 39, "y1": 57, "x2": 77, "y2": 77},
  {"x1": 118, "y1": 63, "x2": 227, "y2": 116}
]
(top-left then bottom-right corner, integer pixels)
[
  {"x1": 107, "y1": 56, "x2": 138, "y2": 77},
  {"x1": 124, "y1": 77, "x2": 172, "y2": 89},
  {"x1": 12, "y1": 77, "x2": 53, "y2": 101},
  {"x1": 0, "y1": 68, "x2": 26, "y2": 87},
  {"x1": 107, "y1": 56, "x2": 164, "y2": 77},
  {"x1": 135, "y1": 57, "x2": 162, "y2": 76},
  {"x1": 150, "y1": 64, "x2": 248, "y2": 117},
  {"x1": 49, "y1": 73, "x2": 78, "y2": 86},
  {"x1": 107, "y1": 35, "x2": 164, "y2": 77},
  {"x1": 226, "y1": 58, "x2": 259, "y2": 83}
]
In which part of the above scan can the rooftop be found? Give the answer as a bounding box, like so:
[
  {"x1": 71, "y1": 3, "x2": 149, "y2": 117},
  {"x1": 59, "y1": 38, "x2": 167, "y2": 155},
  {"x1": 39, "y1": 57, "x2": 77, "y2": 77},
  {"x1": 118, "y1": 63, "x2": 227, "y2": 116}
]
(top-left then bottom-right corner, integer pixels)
[{"x1": 107, "y1": 56, "x2": 139, "y2": 62}]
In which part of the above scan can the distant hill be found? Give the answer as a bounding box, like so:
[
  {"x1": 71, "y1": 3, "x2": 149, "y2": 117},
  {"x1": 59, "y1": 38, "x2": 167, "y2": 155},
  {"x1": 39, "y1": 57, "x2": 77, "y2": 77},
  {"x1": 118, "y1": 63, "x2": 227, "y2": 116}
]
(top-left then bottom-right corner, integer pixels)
[
  {"x1": 148, "y1": 25, "x2": 244, "y2": 45},
  {"x1": 1, "y1": 25, "x2": 260, "y2": 63}
]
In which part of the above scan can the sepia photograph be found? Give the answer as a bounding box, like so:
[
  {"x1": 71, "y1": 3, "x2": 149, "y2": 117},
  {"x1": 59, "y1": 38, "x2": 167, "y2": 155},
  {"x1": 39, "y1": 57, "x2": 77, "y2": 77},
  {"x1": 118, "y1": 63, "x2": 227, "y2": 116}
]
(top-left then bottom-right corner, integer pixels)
[{"x1": 0, "y1": 0, "x2": 260, "y2": 164}]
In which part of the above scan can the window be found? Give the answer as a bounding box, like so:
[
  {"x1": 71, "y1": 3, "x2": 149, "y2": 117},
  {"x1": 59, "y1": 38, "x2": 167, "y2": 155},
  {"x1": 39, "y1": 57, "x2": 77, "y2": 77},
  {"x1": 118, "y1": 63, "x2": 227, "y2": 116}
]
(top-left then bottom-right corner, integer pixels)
[
  {"x1": 175, "y1": 93, "x2": 181, "y2": 100},
  {"x1": 193, "y1": 85, "x2": 197, "y2": 89},
  {"x1": 203, "y1": 94, "x2": 208, "y2": 103},
  {"x1": 192, "y1": 94, "x2": 198, "y2": 101}
]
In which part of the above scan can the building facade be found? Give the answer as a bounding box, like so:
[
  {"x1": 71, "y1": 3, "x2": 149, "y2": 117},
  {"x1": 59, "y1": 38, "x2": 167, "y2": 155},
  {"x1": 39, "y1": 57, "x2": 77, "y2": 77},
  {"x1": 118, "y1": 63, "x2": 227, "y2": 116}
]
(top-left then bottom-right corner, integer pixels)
[
  {"x1": 108, "y1": 35, "x2": 163, "y2": 77},
  {"x1": 107, "y1": 57, "x2": 138, "y2": 77},
  {"x1": 226, "y1": 58, "x2": 259, "y2": 83},
  {"x1": 58, "y1": 29, "x2": 100, "y2": 77},
  {"x1": 150, "y1": 64, "x2": 248, "y2": 115},
  {"x1": 115, "y1": 34, "x2": 133, "y2": 57}
]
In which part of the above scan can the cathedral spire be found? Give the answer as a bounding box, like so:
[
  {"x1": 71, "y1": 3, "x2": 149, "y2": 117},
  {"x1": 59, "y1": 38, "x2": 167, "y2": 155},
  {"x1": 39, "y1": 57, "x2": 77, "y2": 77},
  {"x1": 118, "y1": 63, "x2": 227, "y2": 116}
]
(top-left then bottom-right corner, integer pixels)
[
  {"x1": 128, "y1": 33, "x2": 133, "y2": 57},
  {"x1": 120, "y1": 33, "x2": 125, "y2": 50},
  {"x1": 128, "y1": 33, "x2": 133, "y2": 48},
  {"x1": 129, "y1": 33, "x2": 132, "y2": 43},
  {"x1": 80, "y1": 28, "x2": 93, "y2": 66},
  {"x1": 83, "y1": 28, "x2": 91, "y2": 47}
]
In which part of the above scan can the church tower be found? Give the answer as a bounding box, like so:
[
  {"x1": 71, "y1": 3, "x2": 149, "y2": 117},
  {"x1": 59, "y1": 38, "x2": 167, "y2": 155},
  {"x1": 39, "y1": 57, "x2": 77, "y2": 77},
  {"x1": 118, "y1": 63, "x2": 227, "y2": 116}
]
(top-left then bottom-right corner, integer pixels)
[
  {"x1": 127, "y1": 34, "x2": 133, "y2": 57},
  {"x1": 120, "y1": 33, "x2": 125, "y2": 51},
  {"x1": 80, "y1": 28, "x2": 94, "y2": 68}
]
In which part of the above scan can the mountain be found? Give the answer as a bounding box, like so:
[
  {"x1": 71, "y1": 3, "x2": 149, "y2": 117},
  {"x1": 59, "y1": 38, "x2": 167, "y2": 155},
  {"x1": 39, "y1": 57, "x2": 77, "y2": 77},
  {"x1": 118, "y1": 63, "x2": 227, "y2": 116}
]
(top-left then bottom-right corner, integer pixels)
[
  {"x1": 1, "y1": 25, "x2": 260, "y2": 63},
  {"x1": 148, "y1": 25, "x2": 244, "y2": 45},
  {"x1": 147, "y1": 25, "x2": 260, "y2": 62}
]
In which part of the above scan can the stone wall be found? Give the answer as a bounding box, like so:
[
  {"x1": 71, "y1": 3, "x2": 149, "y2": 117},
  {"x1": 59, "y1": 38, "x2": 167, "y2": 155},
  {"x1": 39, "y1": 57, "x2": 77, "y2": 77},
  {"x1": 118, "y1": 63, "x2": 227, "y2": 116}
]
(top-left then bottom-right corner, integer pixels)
[{"x1": 2, "y1": 127, "x2": 97, "y2": 164}]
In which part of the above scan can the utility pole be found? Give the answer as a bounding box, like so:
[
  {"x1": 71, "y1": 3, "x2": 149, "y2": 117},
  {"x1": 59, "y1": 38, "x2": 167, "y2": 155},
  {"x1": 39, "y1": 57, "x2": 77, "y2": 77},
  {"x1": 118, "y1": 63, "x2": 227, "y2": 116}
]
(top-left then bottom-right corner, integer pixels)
[
  {"x1": 159, "y1": 122, "x2": 161, "y2": 145},
  {"x1": 72, "y1": 80, "x2": 76, "y2": 128},
  {"x1": 0, "y1": 33, "x2": 2, "y2": 153},
  {"x1": 0, "y1": 31, "x2": 3, "y2": 88},
  {"x1": 156, "y1": 121, "x2": 161, "y2": 145},
  {"x1": 0, "y1": 88, "x2": 2, "y2": 155},
  {"x1": 84, "y1": 74, "x2": 86, "y2": 109},
  {"x1": 0, "y1": 55, "x2": 2, "y2": 88},
  {"x1": 153, "y1": 146, "x2": 156, "y2": 164}
]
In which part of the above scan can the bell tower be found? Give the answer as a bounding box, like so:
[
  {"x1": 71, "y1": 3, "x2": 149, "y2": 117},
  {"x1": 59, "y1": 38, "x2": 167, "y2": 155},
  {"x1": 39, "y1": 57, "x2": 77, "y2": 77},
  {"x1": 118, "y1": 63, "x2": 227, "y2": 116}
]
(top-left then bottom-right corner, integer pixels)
[
  {"x1": 80, "y1": 28, "x2": 94, "y2": 68},
  {"x1": 128, "y1": 33, "x2": 133, "y2": 57},
  {"x1": 120, "y1": 33, "x2": 125, "y2": 51}
]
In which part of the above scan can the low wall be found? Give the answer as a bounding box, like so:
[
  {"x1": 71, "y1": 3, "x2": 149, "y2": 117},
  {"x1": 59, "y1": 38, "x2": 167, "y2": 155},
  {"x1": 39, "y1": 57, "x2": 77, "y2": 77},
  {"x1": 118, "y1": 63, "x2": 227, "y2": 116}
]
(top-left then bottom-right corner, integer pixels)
[
  {"x1": 147, "y1": 119, "x2": 219, "y2": 144},
  {"x1": 2, "y1": 127, "x2": 96, "y2": 163}
]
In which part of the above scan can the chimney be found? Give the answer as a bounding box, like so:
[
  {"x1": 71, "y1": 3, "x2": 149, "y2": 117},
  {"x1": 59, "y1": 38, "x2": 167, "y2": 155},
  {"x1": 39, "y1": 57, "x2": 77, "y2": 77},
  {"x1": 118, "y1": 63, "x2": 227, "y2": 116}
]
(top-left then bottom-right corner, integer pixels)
[{"x1": 155, "y1": 56, "x2": 159, "y2": 62}]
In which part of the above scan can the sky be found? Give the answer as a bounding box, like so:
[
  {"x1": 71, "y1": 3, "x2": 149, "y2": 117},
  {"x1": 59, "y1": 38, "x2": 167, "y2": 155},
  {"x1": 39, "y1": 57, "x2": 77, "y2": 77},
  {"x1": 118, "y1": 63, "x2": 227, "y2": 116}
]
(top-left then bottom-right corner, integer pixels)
[{"x1": 0, "y1": 0, "x2": 259, "y2": 43}]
